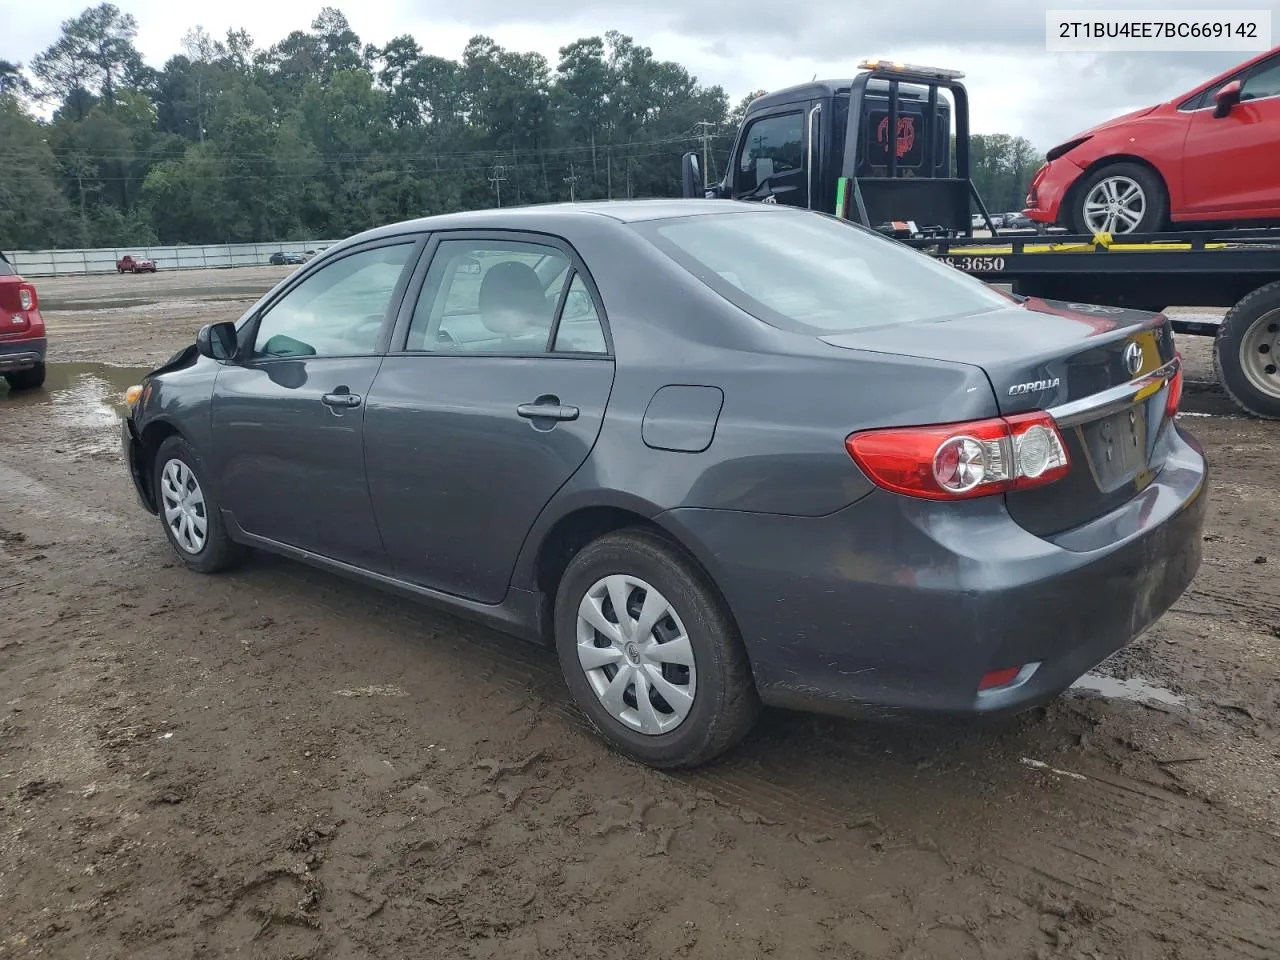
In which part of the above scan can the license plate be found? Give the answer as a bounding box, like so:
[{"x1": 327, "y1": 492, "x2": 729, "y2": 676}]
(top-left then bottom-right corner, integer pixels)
[{"x1": 1082, "y1": 405, "x2": 1147, "y2": 488}]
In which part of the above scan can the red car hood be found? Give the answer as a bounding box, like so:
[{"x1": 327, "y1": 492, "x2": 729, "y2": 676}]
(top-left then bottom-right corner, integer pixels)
[{"x1": 1069, "y1": 103, "x2": 1160, "y2": 141}]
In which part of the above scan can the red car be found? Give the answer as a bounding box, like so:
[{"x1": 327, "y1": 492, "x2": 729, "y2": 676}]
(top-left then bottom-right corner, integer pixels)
[
  {"x1": 117, "y1": 254, "x2": 157, "y2": 273},
  {"x1": 0, "y1": 251, "x2": 46, "y2": 391},
  {"x1": 1025, "y1": 45, "x2": 1280, "y2": 235}
]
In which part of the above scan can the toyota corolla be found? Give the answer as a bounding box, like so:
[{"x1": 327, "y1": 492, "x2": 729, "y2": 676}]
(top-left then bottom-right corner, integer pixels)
[{"x1": 121, "y1": 200, "x2": 1208, "y2": 768}]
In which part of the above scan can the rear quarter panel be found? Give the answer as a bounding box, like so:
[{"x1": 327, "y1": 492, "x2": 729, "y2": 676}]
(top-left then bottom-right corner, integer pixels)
[{"x1": 509, "y1": 220, "x2": 999, "y2": 586}]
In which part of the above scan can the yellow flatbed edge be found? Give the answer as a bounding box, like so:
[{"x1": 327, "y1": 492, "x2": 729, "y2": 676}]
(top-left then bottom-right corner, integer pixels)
[{"x1": 943, "y1": 241, "x2": 1232, "y2": 255}]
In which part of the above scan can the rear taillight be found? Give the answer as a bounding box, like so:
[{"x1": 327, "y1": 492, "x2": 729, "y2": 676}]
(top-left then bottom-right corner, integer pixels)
[
  {"x1": 846, "y1": 411, "x2": 1070, "y2": 501},
  {"x1": 18, "y1": 285, "x2": 35, "y2": 311},
  {"x1": 1166, "y1": 353, "x2": 1183, "y2": 420}
]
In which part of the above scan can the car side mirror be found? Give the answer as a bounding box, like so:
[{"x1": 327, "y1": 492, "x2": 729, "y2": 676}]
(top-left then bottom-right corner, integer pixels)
[
  {"x1": 196, "y1": 321, "x2": 238, "y2": 361},
  {"x1": 681, "y1": 152, "x2": 703, "y2": 199},
  {"x1": 1213, "y1": 80, "x2": 1242, "y2": 118},
  {"x1": 458, "y1": 256, "x2": 482, "y2": 275}
]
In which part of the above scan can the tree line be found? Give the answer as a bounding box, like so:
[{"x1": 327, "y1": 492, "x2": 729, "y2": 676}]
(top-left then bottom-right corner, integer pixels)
[{"x1": 0, "y1": 3, "x2": 1043, "y2": 250}]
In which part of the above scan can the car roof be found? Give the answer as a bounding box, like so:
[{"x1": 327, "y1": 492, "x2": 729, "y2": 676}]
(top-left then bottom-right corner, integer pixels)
[{"x1": 346, "y1": 199, "x2": 781, "y2": 245}]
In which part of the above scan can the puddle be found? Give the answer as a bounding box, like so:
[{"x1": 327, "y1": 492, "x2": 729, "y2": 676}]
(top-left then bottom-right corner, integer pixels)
[
  {"x1": 1, "y1": 362, "x2": 153, "y2": 457},
  {"x1": 1070, "y1": 672, "x2": 1186, "y2": 707}
]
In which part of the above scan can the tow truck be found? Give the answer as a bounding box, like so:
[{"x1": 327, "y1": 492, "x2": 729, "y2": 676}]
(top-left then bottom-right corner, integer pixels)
[{"x1": 681, "y1": 59, "x2": 1280, "y2": 419}]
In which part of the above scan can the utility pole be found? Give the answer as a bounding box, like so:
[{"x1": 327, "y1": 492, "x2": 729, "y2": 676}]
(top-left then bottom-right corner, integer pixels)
[
  {"x1": 488, "y1": 163, "x2": 508, "y2": 207},
  {"x1": 695, "y1": 120, "x2": 715, "y2": 180},
  {"x1": 562, "y1": 163, "x2": 580, "y2": 202}
]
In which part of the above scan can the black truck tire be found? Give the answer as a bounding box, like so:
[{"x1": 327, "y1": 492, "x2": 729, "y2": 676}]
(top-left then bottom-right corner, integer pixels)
[
  {"x1": 1070, "y1": 162, "x2": 1168, "y2": 236},
  {"x1": 1213, "y1": 280, "x2": 1280, "y2": 420}
]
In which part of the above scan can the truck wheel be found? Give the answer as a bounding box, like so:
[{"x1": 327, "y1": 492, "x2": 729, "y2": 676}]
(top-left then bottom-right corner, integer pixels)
[
  {"x1": 553, "y1": 528, "x2": 760, "y2": 769},
  {"x1": 1071, "y1": 162, "x2": 1167, "y2": 236},
  {"x1": 1213, "y1": 280, "x2": 1280, "y2": 420},
  {"x1": 4, "y1": 362, "x2": 46, "y2": 391}
]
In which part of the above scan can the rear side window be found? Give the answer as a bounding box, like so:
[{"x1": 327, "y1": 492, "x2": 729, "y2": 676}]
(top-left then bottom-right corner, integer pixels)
[
  {"x1": 634, "y1": 210, "x2": 1011, "y2": 335},
  {"x1": 1242, "y1": 56, "x2": 1280, "y2": 100},
  {"x1": 0, "y1": 253, "x2": 15, "y2": 277}
]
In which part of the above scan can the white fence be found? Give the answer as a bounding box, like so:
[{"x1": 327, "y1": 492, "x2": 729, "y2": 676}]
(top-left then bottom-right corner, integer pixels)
[{"x1": 3, "y1": 240, "x2": 341, "y2": 277}]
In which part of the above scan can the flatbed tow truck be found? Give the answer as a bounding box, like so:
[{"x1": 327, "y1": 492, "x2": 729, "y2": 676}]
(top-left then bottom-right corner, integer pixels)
[{"x1": 681, "y1": 60, "x2": 1280, "y2": 419}]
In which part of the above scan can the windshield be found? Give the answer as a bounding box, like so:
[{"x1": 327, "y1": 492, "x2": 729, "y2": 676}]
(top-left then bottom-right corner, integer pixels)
[{"x1": 634, "y1": 210, "x2": 1011, "y2": 335}]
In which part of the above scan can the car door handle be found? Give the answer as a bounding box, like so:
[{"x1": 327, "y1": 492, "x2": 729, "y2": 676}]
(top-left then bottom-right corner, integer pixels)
[
  {"x1": 516, "y1": 398, "x2": 579, "y2": 422},
  {"x1": 322, "y1": 391, "x2": 362, "y2": 408}
]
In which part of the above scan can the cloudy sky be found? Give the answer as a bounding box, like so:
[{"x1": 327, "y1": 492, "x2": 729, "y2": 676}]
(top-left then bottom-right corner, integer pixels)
[{"x1": 3, "y1": 0, "x2": 1277, "y2": 147}]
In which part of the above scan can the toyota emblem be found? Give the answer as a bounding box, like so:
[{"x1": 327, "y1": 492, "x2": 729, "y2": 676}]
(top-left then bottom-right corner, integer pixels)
[{"x1": 1123, "y1": 341, "x2": 1143, "y2": 376}]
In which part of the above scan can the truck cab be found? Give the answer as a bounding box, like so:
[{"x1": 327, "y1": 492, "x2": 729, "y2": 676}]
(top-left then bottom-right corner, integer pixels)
[{"x1": 685, "y1": 60, "x2": 996, "y2": 238}]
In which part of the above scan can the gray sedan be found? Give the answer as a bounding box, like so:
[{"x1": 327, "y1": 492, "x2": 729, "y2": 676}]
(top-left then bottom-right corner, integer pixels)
[{"x1": 121, "y1": 200, "x2": 1208, "y2": 768}]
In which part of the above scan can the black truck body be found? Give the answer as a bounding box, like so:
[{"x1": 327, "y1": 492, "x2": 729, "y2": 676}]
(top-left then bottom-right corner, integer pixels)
[{"x1": 681, "y1": 60, "x2": 1280, "y2": 419}]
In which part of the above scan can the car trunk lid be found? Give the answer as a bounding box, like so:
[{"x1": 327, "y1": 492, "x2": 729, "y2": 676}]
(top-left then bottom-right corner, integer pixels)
[{"x1": 820, "y1": 297, "x2": 1181, "y2": 537}]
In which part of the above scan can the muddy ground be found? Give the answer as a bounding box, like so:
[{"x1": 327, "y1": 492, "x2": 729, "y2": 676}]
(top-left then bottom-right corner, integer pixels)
[{"x1": 1, "y1": 268, "x2": 1277, "y2": 959}]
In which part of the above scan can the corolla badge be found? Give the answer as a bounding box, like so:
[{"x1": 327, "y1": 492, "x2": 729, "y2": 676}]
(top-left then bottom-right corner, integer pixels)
[
  {"x1": 1008, "y1": 377, "x2": 1061, "y2": 396},
  {"x1": 1123, "y1": 341, "x2": 1143, "y2": 376}
]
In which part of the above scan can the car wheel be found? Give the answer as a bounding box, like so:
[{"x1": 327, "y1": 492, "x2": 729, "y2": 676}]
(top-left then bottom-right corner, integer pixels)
[
  {"x1": 1071, "y1": 162, "x2": 1167, "y2": 236},
  {"x1": 553, "y1": 528, "x2": 760, "y2": 769},
  {"x1": 4, "y1": 362, "x2": 46, "y2": 391},
  {"x1": 152, "y1": 436, "x2": 246, "y2": 573},
  {"x1": 1213, "y1": 280, "x2": 1280, "y2": 420}
]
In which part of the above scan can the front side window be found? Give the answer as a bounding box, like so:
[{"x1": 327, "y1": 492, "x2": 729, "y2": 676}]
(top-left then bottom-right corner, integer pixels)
[
  {"x1": 406, "y1": 239, "x2": 573, "y2": 353},
  {"x1": 635, "y1": 209, "x2": 1011, "y2": 335},
  {"x1": 736, "y1": 111, "x2": 804, "y2": 198},
  {"x1": 252, "y1": 243, "x2": 413, "y2": 358}
]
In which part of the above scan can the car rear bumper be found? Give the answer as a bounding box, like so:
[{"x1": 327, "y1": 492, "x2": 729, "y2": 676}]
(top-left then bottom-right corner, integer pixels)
[
  {"x1": 0, "y1": 337, "x2": 47, "y2": 372},
  {"x1": 660, "y1": 425, "x2": 1208, "y2": 721}
]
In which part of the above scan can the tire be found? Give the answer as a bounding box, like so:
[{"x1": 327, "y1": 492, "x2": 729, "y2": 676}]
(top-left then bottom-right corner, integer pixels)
[
  {"x1": 4, "y1": 362, "x2": 45, "y2": 391},
  {"x1": 553, "y1": 528, "x2": 760, "y2": 769},
  {"x1": 151, "y1": 435, "x2": 246, "y2": 573},
  {"x1": 1070, "y1": 162, "x2": 1167, "y2": 236},
  {"x1": 1212, "y1": 280, "x2": 1280, "y2": 420}
]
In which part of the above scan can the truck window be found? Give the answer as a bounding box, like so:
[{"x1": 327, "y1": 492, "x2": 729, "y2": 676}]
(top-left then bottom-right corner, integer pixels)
[
  {"x1": 634, "y1": 209, "x2": 1010, "y2": 335},
  {"x1": 735, "y1": 111, "x2": 806, "y2": 206}
]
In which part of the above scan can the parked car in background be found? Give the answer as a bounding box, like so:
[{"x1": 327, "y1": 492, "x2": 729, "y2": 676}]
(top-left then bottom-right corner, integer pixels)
[
  {"x1": 118, "y1": 254, "x2": 157, "y2": 273},
  {"x1": 121, "y1": 200, "x2": 1206, "y2": 769},
  {"x1": 0, "y1": 251, "x2": 47, "y2": 391},
  {"x1": 1001, "y1": 212, "x2": 1035, "y2": 229},
  {"x1": 269, "y1": 252, "x2": 306, "y2": 265},
  {"x1": 1025, "y1": 45, "x2": 1280, "y2": 235}
]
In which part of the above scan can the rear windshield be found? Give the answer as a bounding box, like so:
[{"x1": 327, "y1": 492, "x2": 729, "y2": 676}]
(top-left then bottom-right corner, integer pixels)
[{"x1": 633, "y1": 209, "x2": 1010, "y2": 335}]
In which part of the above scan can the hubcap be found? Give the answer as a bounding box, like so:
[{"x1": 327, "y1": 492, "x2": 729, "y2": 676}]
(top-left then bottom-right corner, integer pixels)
[
  {"x1": 1083, "y1": 176, "x2": 1146, "y2": 234},
  {"x1": 1239, "y1": 309, "x2": 1280, "y2": 401},
  {"x1": 160, "y1": 458, "x2": 207, "y2": 554},
  {"x1": 575, "y1": 574, "x2": 697, "y2": 736}
]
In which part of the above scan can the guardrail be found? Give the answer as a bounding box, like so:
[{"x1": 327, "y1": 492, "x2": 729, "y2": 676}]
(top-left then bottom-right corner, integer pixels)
[{"x1": 1, "y1": 240, "x2": 341, "y2": 277}]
